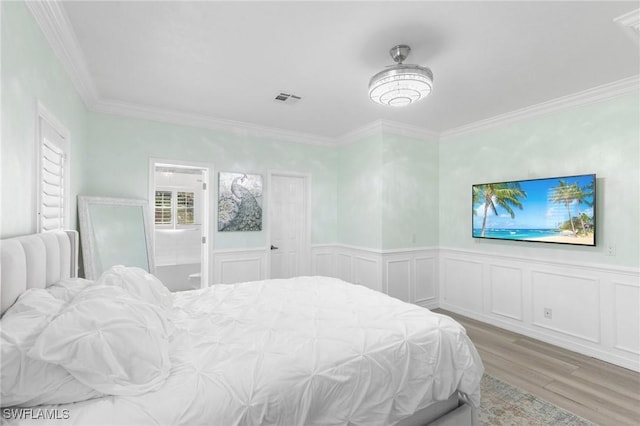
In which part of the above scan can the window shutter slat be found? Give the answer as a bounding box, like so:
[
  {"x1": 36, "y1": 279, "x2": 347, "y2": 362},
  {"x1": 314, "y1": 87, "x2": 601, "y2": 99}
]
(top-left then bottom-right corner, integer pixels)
[
  {"x1": 43, "y1": 152, "x2": 63, "y2": 166},
  {"x1": 41, "y1": 217, "x2": 62, "y2": 232},
  {"x1": 42, "y1": 195, "x2": 62, "y2": 208},
  {"x1": 42, "y1": 175, "x2": 62, "y2": 188},
  {"x1": 42, "y1": 187, "x2": 62, "y2": 198},
  {"x1": 43, "y1": 163, "x2": 62, "y2": 176}
]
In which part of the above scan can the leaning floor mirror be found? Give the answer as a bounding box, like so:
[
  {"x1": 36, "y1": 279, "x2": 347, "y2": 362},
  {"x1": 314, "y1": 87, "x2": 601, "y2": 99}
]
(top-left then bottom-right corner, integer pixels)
[{"x1": 78, "y1": 196, "x2": 155, "y2": 280}]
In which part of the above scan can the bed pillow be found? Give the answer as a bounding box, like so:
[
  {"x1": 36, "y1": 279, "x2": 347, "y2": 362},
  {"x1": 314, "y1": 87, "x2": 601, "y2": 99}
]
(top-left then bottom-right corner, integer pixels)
[
  {"x1": 96, "y1": 265, "x2": 173, "y2": 311},
  {"x1": 1, "y1": 289, "x2": 103, "y2": 407},
  {"x1": 28, "y1": 285, "x2": 171, "y2": 396}
]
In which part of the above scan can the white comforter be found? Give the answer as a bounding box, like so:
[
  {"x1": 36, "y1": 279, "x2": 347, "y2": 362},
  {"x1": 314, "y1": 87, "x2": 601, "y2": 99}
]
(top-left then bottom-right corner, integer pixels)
[{"x1": 8, "y1": 276, "x2": 483, "y2": 426}]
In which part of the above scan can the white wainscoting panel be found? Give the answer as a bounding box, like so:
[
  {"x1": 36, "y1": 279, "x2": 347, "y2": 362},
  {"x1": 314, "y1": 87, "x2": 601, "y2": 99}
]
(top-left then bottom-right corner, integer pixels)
[
  {"x1": 212, "y1": 249, "x2": 266, "y2": 284},
  {"x1": 312, "y1": 245, "x2": 439, "y2": 308},
  {"x1": 439, "y1": 247, "x2": 640, "y2": 372},
  {"x1": 354, "y1": 256, "x2": 382, "y2": 292},
  {"x1": 386, "y1": 259, "x2": 411, "y2": 302},
  {"x1": 415, "y1": 256, "x2": 437, "y2": 304},
  {"x1": 442, "y1": 258, "x2": 483, "y2": 312},
  {"x1": 531, "y1": 270, "x2": 600, "y2": 343},
  {"x1": 311, "y1": 245, "x2": 639, "y2": 371},
  {"x1": 336, "y1": 253, "x2": 353, "y2": 283},
  {"x1": 489, "y1": 265, "x2": 523, "y2": 321},
  {"x1": 312, "y1": 250, "x2": 336, "y2": 278},
  {"x1": 613, "y1": 281, "x2": 640, "y2": 355}
]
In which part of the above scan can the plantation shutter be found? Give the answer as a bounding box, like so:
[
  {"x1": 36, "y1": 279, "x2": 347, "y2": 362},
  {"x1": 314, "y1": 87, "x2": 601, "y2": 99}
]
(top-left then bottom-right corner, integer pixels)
[
  {"x1": 39, "y1": 119, "x2": 67, "y2": 232},
  {"x1": 176, "y1": 191, "x2": 195, "y2": 225},
  {"x1": 155, "y1": 190, "x2": 172, "y2": 224}
]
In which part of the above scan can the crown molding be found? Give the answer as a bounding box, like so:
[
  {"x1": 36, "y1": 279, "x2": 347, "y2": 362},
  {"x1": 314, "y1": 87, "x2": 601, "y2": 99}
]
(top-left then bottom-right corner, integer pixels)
[
  {"x1": 614, "y1": 8, "x2": 640, "y2": 44},
  {"x1": 25, "y1": 0, "x2": 99, "y2": 106},
  {"x1": 90, "y1": 99, "x2": 337, "y2": 146},
  {"x1": 440, "y1": 75, "x2": 640, "y2": 141},
  {"x1": 338, "y1": 121, "x2": 385, "y2": 144},
  {"x1": 379, "y1": 120, "x2": 439, "y2": 142},
  {"x1": 338, "y1": 119, "x2": 439, "y2": 145}
]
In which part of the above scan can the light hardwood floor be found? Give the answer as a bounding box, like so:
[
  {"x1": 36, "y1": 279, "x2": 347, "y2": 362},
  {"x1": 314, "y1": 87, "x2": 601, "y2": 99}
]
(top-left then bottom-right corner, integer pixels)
[{"x1": 434, "y1": 309, "x2": 640, "y2": 426}]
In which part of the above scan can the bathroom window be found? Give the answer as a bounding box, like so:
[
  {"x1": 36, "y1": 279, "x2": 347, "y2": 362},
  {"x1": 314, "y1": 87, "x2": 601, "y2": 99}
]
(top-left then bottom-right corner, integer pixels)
[
  {"x1": 177, "y1": 191, "x2": 195, "y2": 224},
  {"x1": 155, "y1": 190, "x2": 195, "y2": 226},
  {"x1": 155, "y1": 191, "x2": 172, "y2": 224}
]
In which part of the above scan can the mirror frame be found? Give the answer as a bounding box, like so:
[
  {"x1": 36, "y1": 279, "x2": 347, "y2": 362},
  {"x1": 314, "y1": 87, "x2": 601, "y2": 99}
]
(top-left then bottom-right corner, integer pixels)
[{"x1": 78, "y1": 196, "x2": 155, "y2": 280}]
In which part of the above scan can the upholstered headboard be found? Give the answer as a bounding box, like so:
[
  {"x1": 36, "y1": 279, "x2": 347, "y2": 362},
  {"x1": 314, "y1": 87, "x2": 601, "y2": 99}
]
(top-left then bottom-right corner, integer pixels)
[{"x1": 0, "y1": 230, "x2": 78, "y2": 316}]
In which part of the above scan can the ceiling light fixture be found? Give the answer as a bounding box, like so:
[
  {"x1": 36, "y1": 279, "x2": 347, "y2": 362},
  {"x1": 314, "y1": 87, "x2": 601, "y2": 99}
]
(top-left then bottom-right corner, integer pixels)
[{"x1": 368, "y1": 44, "x2": 433, "y2": 107}]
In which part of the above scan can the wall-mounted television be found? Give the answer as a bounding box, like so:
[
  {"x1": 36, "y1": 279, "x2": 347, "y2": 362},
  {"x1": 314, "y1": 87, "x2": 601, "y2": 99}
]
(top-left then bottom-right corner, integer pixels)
[{"x1": 472, "y1": 174, "x2": 596, "y2": 246}]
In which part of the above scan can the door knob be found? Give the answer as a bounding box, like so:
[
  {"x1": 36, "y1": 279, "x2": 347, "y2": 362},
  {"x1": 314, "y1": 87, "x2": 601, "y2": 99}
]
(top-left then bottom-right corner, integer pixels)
[{"x1": 270, "y1": 245, "x2": 279, "y2": 250}]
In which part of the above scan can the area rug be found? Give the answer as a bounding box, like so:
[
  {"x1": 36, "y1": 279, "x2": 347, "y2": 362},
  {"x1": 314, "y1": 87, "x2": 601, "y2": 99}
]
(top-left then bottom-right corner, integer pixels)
[{"x1": 479, "y1": 373, "x2": 597, "y2": 426}]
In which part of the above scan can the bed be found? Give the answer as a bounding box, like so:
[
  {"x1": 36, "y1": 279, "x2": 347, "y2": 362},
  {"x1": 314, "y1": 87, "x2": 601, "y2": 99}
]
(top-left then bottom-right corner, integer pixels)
[{"x1": 1, "y1": 231, "x2": 483, "y2": 425}]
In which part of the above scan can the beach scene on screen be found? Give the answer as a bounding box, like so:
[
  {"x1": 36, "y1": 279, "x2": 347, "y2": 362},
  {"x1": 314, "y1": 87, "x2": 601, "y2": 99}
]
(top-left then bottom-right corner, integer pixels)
[{"x1": 472, "y1": 175, "x2": 595, "y2": 246}]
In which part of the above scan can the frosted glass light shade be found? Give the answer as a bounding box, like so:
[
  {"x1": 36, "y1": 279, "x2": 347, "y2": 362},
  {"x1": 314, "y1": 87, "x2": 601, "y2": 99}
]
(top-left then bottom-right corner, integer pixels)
[{"x1": 368, "y1": 64, "x2": 433, "y2": 107}]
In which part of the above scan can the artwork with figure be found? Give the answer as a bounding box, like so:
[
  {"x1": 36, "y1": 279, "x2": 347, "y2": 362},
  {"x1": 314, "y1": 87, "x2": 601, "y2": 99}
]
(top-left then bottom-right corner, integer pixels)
[{"x1": 218, "y1": 172, "x2": 263, "y2": 231}]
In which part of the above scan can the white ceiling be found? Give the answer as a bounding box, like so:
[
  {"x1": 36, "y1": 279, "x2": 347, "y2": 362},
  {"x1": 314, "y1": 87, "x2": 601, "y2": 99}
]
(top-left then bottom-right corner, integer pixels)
[{"x1": 55, "y1": 1, "x2": 639, "y2": 139}]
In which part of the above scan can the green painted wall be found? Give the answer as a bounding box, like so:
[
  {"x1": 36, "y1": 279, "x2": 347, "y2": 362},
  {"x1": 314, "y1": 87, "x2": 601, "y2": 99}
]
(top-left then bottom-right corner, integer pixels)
[
  {"x1": 381, "y1": 133, "x2": 439, "y2": 249},
  {"x1": 1, "y1": 1, "x2": 87, "y2": 238},
  {"x1": 336, "y1": 134, "x2": 384, "y2": 249},
  {"x1": 336, "y1": 131, "x2": 439, "y2": 250},
  {"x1": 83, "y1": 113, "x2": 338, "y2": 249},
  {"x1": 439, "y1": 92, "x2": 640, "y2": 267}
]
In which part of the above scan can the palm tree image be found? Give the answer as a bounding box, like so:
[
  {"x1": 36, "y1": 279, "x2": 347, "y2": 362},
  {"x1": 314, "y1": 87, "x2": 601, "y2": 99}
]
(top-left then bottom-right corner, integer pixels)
[
  {"x1": 472, "y1": 185, "x2": 481, "y2": 217},
  {"x1": 550, "y1": 179, "x2": 595, "y2": 237},
  {"x1": 575, "y1": 181, "x2": 595, "y2": 234},
  {"x1": 549, "y1": 180, "x2": 579, "y2": 235},
  {"x1": 478, "y1": 183, "x2": 527, "y2": 237}
]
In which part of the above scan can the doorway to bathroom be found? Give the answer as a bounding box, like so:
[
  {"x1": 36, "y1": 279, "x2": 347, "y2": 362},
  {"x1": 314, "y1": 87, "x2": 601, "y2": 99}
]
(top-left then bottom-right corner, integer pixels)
[{"x1": 150, "y1": 159, "x2": 210, "y2": 291}]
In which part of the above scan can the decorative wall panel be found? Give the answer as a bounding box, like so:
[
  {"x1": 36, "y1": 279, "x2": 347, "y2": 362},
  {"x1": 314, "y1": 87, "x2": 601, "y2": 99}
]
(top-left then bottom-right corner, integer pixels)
[
  {"x1": 489, "y1": 264, "x2": 523, "y2": 320},
  {"x1": 415, "y1": 257, "x2": 436, "y2": 304},
  {"x1": 386, "y1": 259, "x2": 411, "y2": 302},
  {"x1": 355, "y1": 256, "x2": 381, "y2": 292},
  {"x1": 614, "y1": 282, "x2": 640, "y2": 355},
  {"x1": 531, "y1": 270, "x2": 600, "y2": 343},
  {"x1": 439, "y1": 248, "x2": 639, "y2": 372},
  {"x1": 336, "y1": 253, "x2": 353, "y2": 283},
  {"x1": 442, "y1": 258, "x2": 483, "y2": 312},
  {"x1": 213, "y1": 249, "x2": 266, "y2": 284}
]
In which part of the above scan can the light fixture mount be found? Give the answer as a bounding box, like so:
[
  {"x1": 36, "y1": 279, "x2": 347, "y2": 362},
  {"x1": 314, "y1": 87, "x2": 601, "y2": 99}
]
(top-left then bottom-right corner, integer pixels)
[
  {"x1": 369, "y1": 44, "x2": 433, "y2": 107},
  {"x1": 389, "y1": 44, "x2": 411, "y2": 64}
]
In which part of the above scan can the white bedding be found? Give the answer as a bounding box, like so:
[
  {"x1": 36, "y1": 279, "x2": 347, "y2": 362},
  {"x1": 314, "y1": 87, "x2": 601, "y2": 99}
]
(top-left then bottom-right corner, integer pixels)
[{"x1": 3, "y1": 275, "x2": 483, "y2": 426}]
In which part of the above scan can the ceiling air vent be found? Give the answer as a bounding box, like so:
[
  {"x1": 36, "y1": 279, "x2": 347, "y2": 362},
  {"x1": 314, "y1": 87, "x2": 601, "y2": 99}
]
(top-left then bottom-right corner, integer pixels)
[{"x1": 274, "y1": 92, "x2": 302, "y2": 105}]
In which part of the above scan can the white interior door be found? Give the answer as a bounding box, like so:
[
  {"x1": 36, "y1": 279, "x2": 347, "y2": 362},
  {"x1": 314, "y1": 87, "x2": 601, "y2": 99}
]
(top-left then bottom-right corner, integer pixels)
[
  {"x1": 269, "y1": 173, "x2": 309, "y2": 279},
  {"x1": 150, "y1": 160, "x2": 210, "y2": 290}
]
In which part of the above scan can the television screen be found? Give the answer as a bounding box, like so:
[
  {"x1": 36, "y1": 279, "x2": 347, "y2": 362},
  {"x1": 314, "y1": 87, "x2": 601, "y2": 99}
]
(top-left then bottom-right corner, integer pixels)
[{"x1": 472, "y1": 174, "x2": 596, "y2": 246}]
